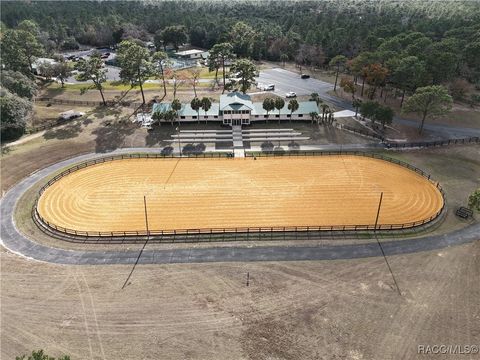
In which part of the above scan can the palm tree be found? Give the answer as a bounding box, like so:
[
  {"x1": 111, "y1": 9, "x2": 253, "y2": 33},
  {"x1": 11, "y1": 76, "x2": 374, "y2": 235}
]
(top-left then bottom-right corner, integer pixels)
[
  {"x1": 152, "y1": 111, "x2": 163, "y2": 126},
  {"x1": 287, "y1": 99, "x2": 299, "y2": 123},
  {"x1": 262, "y1": 98, "x2": 275, "y2": 119},
  {"x1": 310, "y1": 92, "x2": 320, "y2": 104},
  {"x1": 165, "y1": 109, "x2": 176, "y2": 125},
  {"x1": 171, "y1": 99, "x2": 181, "y2": 124},
  {"x1": 328, "y1": 110, "x2": 334, "y2": 125},
  {"x1": 201, "y1": 97, "x2": 212, "y2": 123},
  {"x1": 274, "y1": 97, "x2": 285, "y2": 124},
  {"x1": 309, "y1": 111, "x2": 318, "y2": 124},
  {"x1": 320, "y1": 104, "x2": 330, "y2": 123},
  {"x1": 191, "y1": 97, "x2": 202, "y2": 123}
]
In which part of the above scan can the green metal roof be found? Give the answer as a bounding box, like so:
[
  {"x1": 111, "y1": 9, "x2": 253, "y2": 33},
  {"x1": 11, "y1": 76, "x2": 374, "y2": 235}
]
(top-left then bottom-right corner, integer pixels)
[
  {"x1": 152, "y1": 99, "x2": 318, "y2": 117},
  {"x1": 152, "y1": 102, "x2": 219, "y2": 116},
  {"x1": 152, "y1": 103, "x2": 172, "y2": 113},
  {"x1": 180, "y1": 103, "x2": 220, "y2": 116},
  {"x1": 252, "y1": 101, "x2": 318, "y2": 115},
  {"x1": 219, "y1": 92, "x2": 253, "y2": 110}
]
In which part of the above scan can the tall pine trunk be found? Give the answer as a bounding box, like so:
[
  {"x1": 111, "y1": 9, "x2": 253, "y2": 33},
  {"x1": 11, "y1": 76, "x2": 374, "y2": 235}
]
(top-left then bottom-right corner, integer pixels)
[
  {"x1": 400, "y1": 89, "x2": 406, "y2": 107},
  {"x1": 222, "y1": 59, "x2": 226, "y2": 94},
  {"x1": 334, "y1": 65, "x2": 339, "y2": 91},
  {"x1": 214, "y1": 67, "x2": 219, "y2": 87},
  {"x1": 160, "y1": 64, "x2": 167, "y2": 99},
  {"x1": 419, "y1": 111, "x2": 427, "y2": 134}
]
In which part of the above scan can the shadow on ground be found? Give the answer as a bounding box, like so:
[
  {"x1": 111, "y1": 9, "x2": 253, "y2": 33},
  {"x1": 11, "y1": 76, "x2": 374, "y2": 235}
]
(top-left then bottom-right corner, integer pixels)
[
  {"x1": 92, "y1": 121, "x2": 137, "y2": 153},
  {"x1": 182, "y1": 143, "x2": 206, "y2": 155},
  {"x1": 145, "y1": 124, "x2": 178, "y2": 147},
  {"x1": 91, "y1": 105, "x2": 124, "y2": 121},
  {"x1": 43, "y1": 121, "x2": 84, "y2": 140},
  {"x1": 261, "y1": 141, "x2": 274, "y2": 152},
  {"x1": 145, "y1": 128, "x2": 168, "y2": 146},
  {"x1": 43, "y1": 86, "x2": 67, "y2": 98},
  {"x1": 161, "y1": 146, "x2": 174, "y2": 155}
]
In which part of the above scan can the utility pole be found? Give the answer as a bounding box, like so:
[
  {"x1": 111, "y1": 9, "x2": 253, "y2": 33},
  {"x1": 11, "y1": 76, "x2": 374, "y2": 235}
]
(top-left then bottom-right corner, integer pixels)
[
  {"x1": 374, "y1": 192, "x2": 383, "y2": 230},
  {"x1": 176, "y1": 126, "x2": 181, "y2": 157}
]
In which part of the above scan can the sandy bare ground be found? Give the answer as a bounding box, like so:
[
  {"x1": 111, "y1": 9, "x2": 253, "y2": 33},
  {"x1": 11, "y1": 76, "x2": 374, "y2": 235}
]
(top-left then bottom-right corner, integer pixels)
[
  {"x1": 2, "y1": 104, "x2": 479, "y2": 359},
  {"x1": 37, "y1": 156, "x2": 443, "y2": 233},
  {"x1": 2, "y1": 239, "x2": 479, "y2": 360}
]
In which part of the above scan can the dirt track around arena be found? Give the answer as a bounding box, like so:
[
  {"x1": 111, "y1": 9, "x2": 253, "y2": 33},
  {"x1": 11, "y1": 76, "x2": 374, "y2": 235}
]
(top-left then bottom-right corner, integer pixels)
[{"x1": 37, "y1": 156, "x2": 444, "y2": 233}]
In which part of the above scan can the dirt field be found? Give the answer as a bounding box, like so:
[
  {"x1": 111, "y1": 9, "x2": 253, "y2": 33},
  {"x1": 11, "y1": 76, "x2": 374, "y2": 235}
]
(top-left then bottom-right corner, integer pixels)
[
  {"x1": 37, "y1": 156, "x2": 443, "y2": 233},
  {"x1": 2, "y1": 239, "x2": 479, "y2": 360},
  {"x1": 2, "y1": 99, "x2": 479, "y2": 359}
]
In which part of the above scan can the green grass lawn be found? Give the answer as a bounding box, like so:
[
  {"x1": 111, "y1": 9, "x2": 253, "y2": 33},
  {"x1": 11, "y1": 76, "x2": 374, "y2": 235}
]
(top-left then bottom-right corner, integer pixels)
[{"x1": 48, "y1": 81, "x2": 212, "y2": 92}]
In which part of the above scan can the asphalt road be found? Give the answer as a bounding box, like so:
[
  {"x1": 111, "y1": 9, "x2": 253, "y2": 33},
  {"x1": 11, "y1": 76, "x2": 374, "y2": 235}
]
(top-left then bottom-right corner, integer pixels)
[
  {"x1": 256, "y1": 68, "x2": 333, "y2": 97},
  {"x1": 1, "y1": 149, "x2": 478, "y2": 265},
  {"x1": 256, "y1": 68, "x2": 480, "y2": 139}
]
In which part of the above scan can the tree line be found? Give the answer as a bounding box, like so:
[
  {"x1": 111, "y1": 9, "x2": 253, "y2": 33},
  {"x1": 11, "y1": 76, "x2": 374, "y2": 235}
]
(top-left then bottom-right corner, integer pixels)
[{"x1": 1, "y1": 0, "x2": 478, "y2": 78}]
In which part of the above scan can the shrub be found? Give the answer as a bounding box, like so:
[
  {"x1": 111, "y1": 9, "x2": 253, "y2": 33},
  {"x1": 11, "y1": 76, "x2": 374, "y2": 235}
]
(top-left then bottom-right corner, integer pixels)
[
  {"x1": 468, "y1": 189, "x2": 480, "y2": 211},
  {"x1": 449, "y1": 79, "x2": 469, "y2": 100}
]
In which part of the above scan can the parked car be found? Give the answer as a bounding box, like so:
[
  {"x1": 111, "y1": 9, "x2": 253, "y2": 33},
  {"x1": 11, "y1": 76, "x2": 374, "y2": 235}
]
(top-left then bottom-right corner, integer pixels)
[
  {"x1": 301, "y1": 74, "x2": 310, "y2": 79},
  {"x1": 285, "y1": 92, "x2": 297, "y2": 98},
  {"x1": 264, "y1": 84, "x2": 275, "y2": 91}
]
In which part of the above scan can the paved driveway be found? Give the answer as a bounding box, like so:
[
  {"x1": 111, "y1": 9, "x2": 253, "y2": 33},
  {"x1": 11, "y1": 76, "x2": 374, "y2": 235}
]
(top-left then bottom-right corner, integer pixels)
[
  {"x1": 256, "y1": 68, "x2": 480, "y2": 139},
  {"x1": 256, "y1": 68, "x2": 333, "y2": 96}
]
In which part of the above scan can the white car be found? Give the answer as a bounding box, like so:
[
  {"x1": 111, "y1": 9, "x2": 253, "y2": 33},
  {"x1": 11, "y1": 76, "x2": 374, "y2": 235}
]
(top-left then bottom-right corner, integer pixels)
[
  {"x1": 285, "y1": 92, "x2": 297, "y2": 98},
  {"x1": 264, "y1": 84, "x2": 275, "y2": 91}
]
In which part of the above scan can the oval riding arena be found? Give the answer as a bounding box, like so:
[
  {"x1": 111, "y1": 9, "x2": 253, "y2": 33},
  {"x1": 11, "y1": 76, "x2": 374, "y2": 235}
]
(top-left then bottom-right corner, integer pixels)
[{"x1": 34, "y1": 153, "x2": 445, "y2": 239}]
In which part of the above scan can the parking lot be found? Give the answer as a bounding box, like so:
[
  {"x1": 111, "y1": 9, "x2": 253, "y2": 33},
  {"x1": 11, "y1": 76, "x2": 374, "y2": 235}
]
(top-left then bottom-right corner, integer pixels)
[{"x1": 255, "y1": 68, "x2": 333, "y2": 97}]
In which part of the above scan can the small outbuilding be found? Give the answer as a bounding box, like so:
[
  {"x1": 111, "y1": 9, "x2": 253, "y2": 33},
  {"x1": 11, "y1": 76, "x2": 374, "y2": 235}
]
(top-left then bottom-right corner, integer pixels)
[{"x1": 175, "y1": 49, "x2": 208, "y2": 60}]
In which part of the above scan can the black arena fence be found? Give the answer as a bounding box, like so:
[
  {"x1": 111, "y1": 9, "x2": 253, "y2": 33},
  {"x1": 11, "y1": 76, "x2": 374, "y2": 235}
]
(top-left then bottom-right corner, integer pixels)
[
  {"x1": 385, "y1": 136, "x2": 480, "y2": 149},
  {"x1": 33, "y1": 151, "x2": 447, "y2": 243},
  {"x1": 337, "y1": 124, "x2": 385, "y2": 141},
  {"x1": 36, "y1": 97, "x2": 144, "y2": 108}
]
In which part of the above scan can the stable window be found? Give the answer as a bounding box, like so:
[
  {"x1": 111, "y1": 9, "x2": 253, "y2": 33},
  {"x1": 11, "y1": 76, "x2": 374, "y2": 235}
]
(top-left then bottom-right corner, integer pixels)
[
  {"x1": 287, "y1": 114, "x2": 291, "y2": 118},
  {"x1": 275, "y1": 115, "x2": 279, "y2": 118},
  {"x1": 180, "y1": 116, "x2": 185, "y2": 119},
  {"x1": 204, "y1": 116, "x2": 209, "y2": 119},
  {"x1": 214, "y1": 116, "x2": 218, "y2": 119},
  {"x1": 298, "y1": 114, "x2": 303, "y2": 118},
  {"x1": 193, "y1": 116, "x2": 197, "y2": 119}
]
